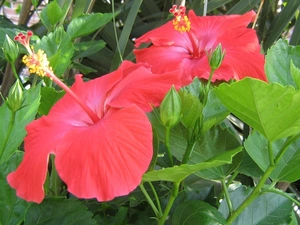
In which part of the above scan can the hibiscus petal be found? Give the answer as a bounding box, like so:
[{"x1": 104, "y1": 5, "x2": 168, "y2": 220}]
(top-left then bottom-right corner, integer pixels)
[
  {"x1": 106, "y1": 64, "x2": 183, "y2": 111},
  {"x1": 7, "y1": 117, "x2": 72, "y2": 203},
  {"x1": 54, "y1": 105, "x2": 153, "y2": 201}
]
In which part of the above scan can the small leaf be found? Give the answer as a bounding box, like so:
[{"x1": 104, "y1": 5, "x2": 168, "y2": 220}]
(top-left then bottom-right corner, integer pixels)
[
  {"x1": 173, "y1": 201, "x2": 227, "y2": 225},
  {"x1": 24, "y1": 198, "x2": 97, "y2": 225},
  {"x1": 34, "y1": 28, "x2": 74, "y2": 77},
  {"x1": 73, "y1": 40, "x2": 106, "y2": 59},
  {"x1": 38, "y1": 87, "x2": 65, "y2": 115},
  {"x1": 0, "y1": 152, "x2": 30, "y2": 225},
  {"x1": 219, "y1": 186, "x2": 293, "y2": 225},
  {"x1": 214, "y1": 78, "x2": 300, "y2": 141},
  {"x1": 142, "y1": 148, "x2": 241, "y2": 182},
  {"x1": 40, "y1": 0, "x2": 63, "y2": 31},
  {"x1": 67, "y1": 13, "x2": 115, "y2": 39}
]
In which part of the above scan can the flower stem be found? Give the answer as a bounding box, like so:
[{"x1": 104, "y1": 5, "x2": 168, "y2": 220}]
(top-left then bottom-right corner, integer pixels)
[
  {"x1": 139, "y1": 183, "x2": 160, "y2": 218},
  {"x1": 222, "y1": 178, "x2": 233, "y2": 217},
  {"x1": 165, "y1": 126, "x2": 174, "y2": 166},
  {"x1": 149, "y1": 182, "x2": 163, "y2": 216},
  {"x1": 181, "y1": 139, "x2": 196, "y2": 164},
  {"x1": 11, "y1": 63, "x2": 24, "y2": 90},
  {"x1": 45, "y1": 69, "x2": 99, "y2": 124},
  {"x1": 158, "y1": 181, "x2": 180, "y2": 225}
]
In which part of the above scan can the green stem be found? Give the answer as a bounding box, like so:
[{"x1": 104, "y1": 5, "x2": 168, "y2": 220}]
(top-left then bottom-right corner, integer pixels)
[
  {"x1": 11, "y1": 62, "x2": 24, "y2": 90},
  {"x1": 226, "y1": 164, "x2": 275, "y2": 224},
  {"x1": 0, "y1": 111, "x2": 15, "y2": 159},
  {"x1": 165, "y1": 126, "x2": 174, "y2": 166},
  {"x1": 181, "y1": 140, "x2": 196, "y2": 164},
  {"x1": 222, "y1": 178, "x2": 233, "y2": 217},
  {"x1": 49, "y1": 155, "x2": 62, "y2": 196},
  {"x1": 158, "y1": 182, "x2": 180, "y2": 225},
  {"x1": 227, "y1": 134, "x2": 300, "y2": 224},
  {"x1": 139, "y1": 183, "x2": 160, "y2": 218},
  {"x1": 268, "y1": 140, "x2": 275, "y2": 166},
  {"x1": 227, "y1": 171, "x2": 239, "y2": 187},
  {"x1": 149, "y1": 182, "x2": 163, "y2": 216},
  {"x1": 262, "y1": 187, "x2": 300, "y2": 207}
]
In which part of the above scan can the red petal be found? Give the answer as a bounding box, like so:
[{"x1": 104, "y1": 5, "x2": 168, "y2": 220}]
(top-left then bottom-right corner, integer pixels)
[
  {"x1": 7, "y1": 117, "x2": 72, "y2": 203},
  {"x1": 54, "y1": 105, "x2": 153, "y2": 201},
  {"x1": 106, "y1": 63, "x2": 183, "y2": 112}
]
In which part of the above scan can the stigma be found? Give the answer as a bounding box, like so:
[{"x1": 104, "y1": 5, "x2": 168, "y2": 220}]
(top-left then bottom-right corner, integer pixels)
[{"x1": 169, "y1": 5, "x2": 191, "y2": 33}]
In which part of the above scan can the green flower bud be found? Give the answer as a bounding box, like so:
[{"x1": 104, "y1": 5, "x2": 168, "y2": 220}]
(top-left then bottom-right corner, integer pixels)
[
  {"x1": 160, "y1": 86, "x2": 182, "y2": 128},
  {"x1": 2, "y1": 35, "x2": 19, "y2": 64},
  {"x1": 6, "y1": 80, "x2": 24, "y2": 112},
  {"x1": 208, "y1": 44, "x2": 225, "y2": 70}
]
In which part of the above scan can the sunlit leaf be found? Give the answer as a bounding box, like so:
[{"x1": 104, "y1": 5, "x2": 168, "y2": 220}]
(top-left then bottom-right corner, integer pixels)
[{"x1": 214, "y1": 78, "x2": 300, "y2": 141}]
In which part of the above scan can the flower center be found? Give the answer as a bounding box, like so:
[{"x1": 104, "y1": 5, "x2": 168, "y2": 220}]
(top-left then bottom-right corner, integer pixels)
[{"x1": 169, "y1": 5, "x2": 191, "y2": 33}]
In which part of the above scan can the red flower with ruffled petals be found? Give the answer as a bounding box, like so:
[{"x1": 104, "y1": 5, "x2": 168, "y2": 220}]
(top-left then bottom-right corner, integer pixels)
[
  {"x1": 134, "y1": 10, "x2": 267, "y2": 84},
  {"x1": 7, "y1": 61, "x2": 182, "y2": 203}
]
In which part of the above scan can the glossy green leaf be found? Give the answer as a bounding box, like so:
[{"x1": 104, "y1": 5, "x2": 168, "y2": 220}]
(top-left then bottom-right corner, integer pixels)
[
  {"x1": 0, "y1": 84, "x2": 41, "y2": 164},
  {"x1": 179, "y1": 90, "x2": 203, "y2": 129},
  {"x1": 67, "y1": 13, "x2": 115, "y2": 39},
  {"x1": 290, "y1": 60, "x2": 300, "y2": 89},
  {"x1": 24, "y1": 198, "x2": 96, "y2": 225},
  {"x1": 244, "y1": 132, "x2": 300, "y2": 182},
  {"x1": 38, "y1": 87, "x2": 65, "y2": 116},
  {"x1": 172, "y1": 201, "x2": 227, "y2": 225},
  {"x1": 34, "y1": 27, "x2": 74, "y2": 77},
  {"x1": 40, "y1": 0, "x2": 63, "y2": 31},
  {"x1": 202, "y1": 90, "x2": 229, "y2": 134},
  {"x1": 226, "y1": 0, "x2": 260, "y2": 14},
  {"x1": 214, "y1": 78, "x2": 300, "y2": 141},
  {"x1": 142, "y1": 147, "x2": 241, "y2": 182},
  {"x1": 219, "y1": 186, "x2": 293, "y2": 225},
  {"x1": 73, "y1": 40, "x2": 106, "y2": 60},
  {"x1": 0, "y1": 152, "x2": 30, "y2": 225},
  {"x1": 265, "y1": 39, "x2": 300, "y2": 87}
]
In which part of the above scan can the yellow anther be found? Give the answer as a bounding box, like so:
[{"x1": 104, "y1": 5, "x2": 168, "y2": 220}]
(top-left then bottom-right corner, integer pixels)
[{"x1": 170, "y1": 5, "x2": 191, "y2": 33}]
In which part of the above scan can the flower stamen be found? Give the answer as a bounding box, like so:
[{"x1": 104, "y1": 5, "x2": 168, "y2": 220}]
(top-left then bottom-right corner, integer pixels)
[{"x1": 169, "y1": 5, "x2": 191, "y2": 33}]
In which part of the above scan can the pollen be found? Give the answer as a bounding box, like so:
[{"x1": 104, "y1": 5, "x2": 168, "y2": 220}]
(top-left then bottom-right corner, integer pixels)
[
  {"x1": 169, "y1": 5, "x2": 191, "y2": 33},
  {"x1": 22, "y1": 49, "x2": 53, "y2": 77}
]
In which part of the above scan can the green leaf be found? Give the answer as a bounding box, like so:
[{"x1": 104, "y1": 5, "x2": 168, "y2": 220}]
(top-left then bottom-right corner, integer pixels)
[
  {"x1": 173, "y1": 201, "x2": 227, "y2": 225},
  {"x1": 244, "y1": 132, "x2": 300, "y2": 182},
  {"x1": 202, "y1": 90, "x2": 229, "y2": 134},
  {"x1": 24, "y1": 198, "x2": 97, "y2": 225},
  {"x1": 0, "y1": 84, "x2": 41, "y2": 164},
  {"x1": 214, "y1": 78, "x2": 300, "y2": 141},
  {"x1": 142, "y1": 147, "x2": 241, "y2": 182},
  {"x1": 226, "y1": 0, "x2": 260, "y2": 14},
  {"x1": 34, "y1": 28, "x2": 74, "y2": 77},
  {"x1": 193, "y1": 126, "x2": 243, "y2": 180},
  {"x1": 265, "y1": 39, "x2": 300, "y2": 87},
  {"x1": 0, "y1": 152, "x2": 30, "y2": 225},
  {"x1": 38, "y1": 87, "x2": 65, "y2": 116},
  {"x1": 219, "y1": 186, "x2": 293, "y2": 225},
  {"x1": 67, "y1": 13, "x2": 115, "y2": 40},
  {"x1": 73, "y1": 40, "x2": 106, "y2": 59},
  {"x1": 290, "y1": 60, "x2": 300, "y2": 89},
  {"x1": 179, "y1": 90, "x2": 203, "y2": 129},
  {"x1": 40, "y1": 0, "x2": 63, "y2": 31}
]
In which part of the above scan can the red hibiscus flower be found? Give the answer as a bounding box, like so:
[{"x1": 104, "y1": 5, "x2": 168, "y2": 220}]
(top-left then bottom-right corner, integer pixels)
[
  {"x1": 7, "y1": 60, "x2": 181, "y2": 203},
  {"x1": 134, "y1": 7, "x2": 267, "y2": 84}
]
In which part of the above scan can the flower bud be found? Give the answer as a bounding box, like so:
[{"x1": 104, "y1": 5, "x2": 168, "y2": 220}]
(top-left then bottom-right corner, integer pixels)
[
  {"x1": 2, "y1": 35, "x2": 19, "y2": 64},
  {"x1": 6, "y1": 80, "x2": 24, "y2": 112},
  {"x1": 208, "y1": 44, "x2": 225, "y2": 70},
  {"x1": 160, "y1": 86, "x2": 182, "y2": 128}
]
